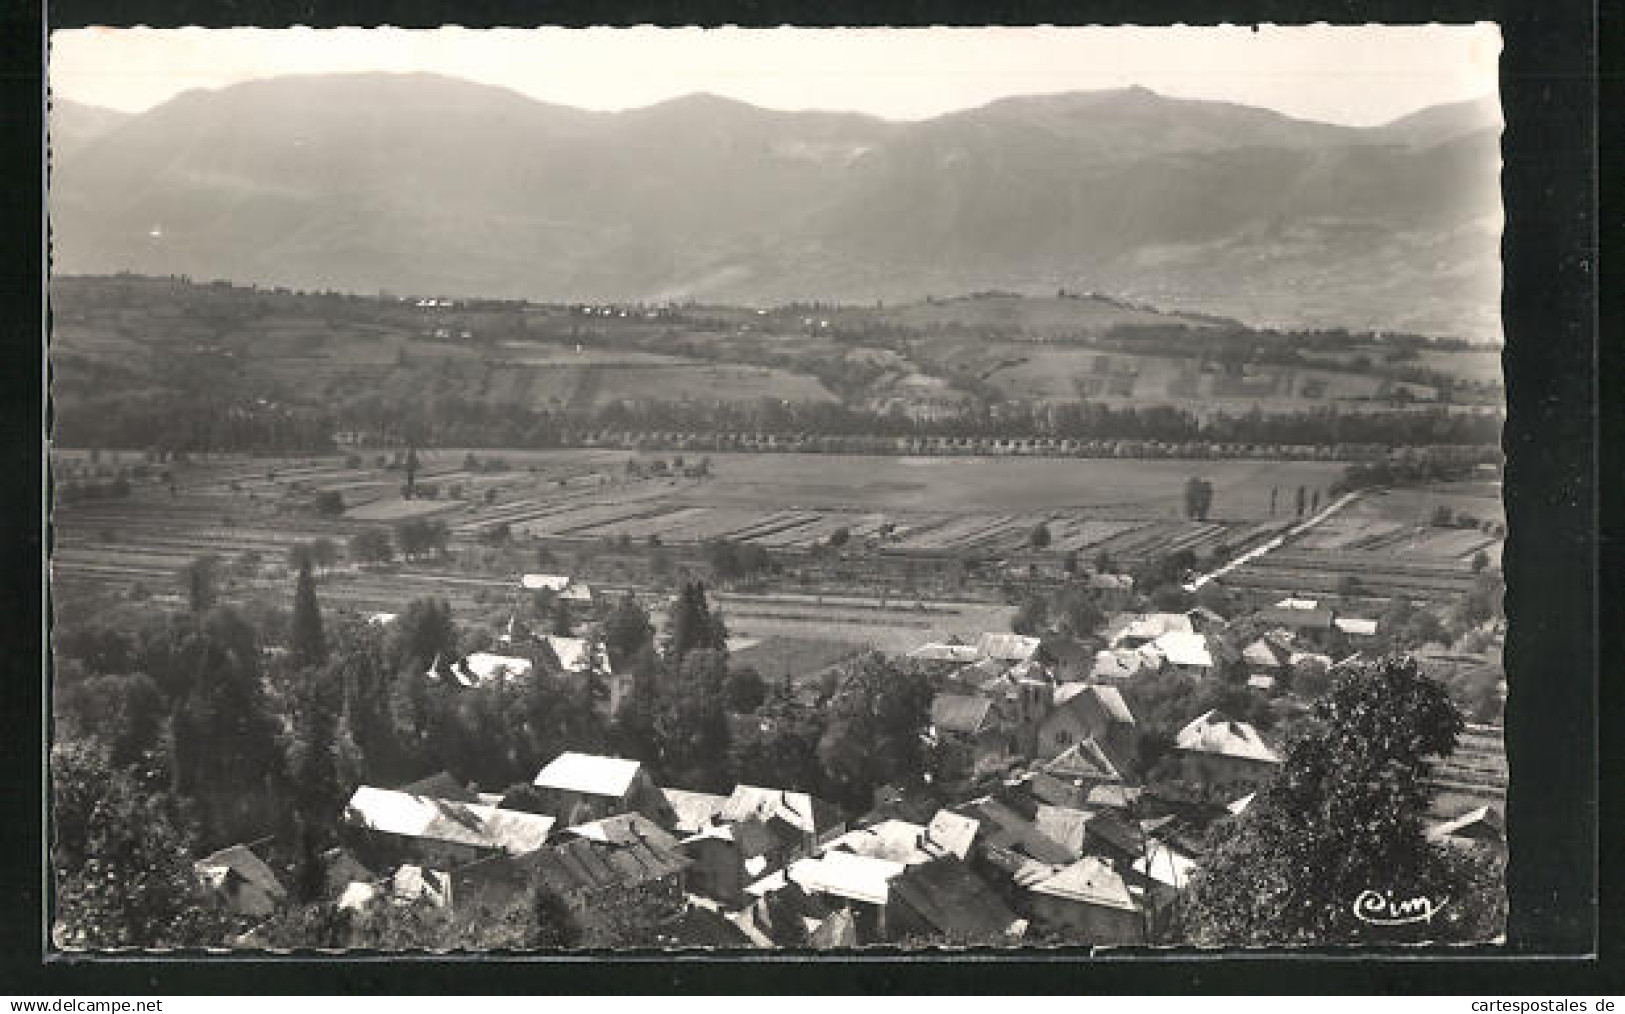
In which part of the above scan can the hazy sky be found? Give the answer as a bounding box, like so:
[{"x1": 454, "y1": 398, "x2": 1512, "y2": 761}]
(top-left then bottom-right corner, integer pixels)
[{"x1": 49, "y1": 25, "x2": 1501, "y2": 127}]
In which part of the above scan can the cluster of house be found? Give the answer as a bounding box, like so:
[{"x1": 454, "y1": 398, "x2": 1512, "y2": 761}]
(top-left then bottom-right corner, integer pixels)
[{"x1": 187, "y1": 590, "x2": 1501, "y2": 948}]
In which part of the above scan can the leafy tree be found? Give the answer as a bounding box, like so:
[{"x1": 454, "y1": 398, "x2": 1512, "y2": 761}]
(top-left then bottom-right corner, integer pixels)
[
  {"x1": 1183, "y1": 477, "x2": 1214, "y2": 520},
  {"x1": 404, "y1": 444, "x2": 420, "y2": 500},
  {"x1": 349, "y1": 527, "x2": 394, "y2": 565},
  {"x1": 1182, "y1": 656, "x2": 1494, "y2": 945},
  {"x1": 1150, "y1": 583, "x2": 1195, "y2": 612},
  {"x1": 529, "y1": 883, "x2": 584, "y2": 949},
  {"x1": 313, "y1": 490, "x2": 346, "y2": 517},
  {"x1": 54, "y1": 673, "x2": 166, "y2": 768},
  {"x1": 817, "y1": 653, "x2": 932, "y2": 811},
  {"x1": 289, "y1": 560, "x2": 327, "y2": 670},
  {"x1": 1011, "y1": 594, "x2": 1048, "y2": 637},
  {"x1": 177, "y1": 554, "x2": 221, "y2": 613},
  {"x1": 52, "y1": 743, "x2": 232, "y2": 948},
  {"x1": 1470, "y1": 550, "x2": 1490, "y2": 574},
  {"x1": 663, "y1": 582, "x2": 724, "y2": 661},
  {"x1": 387, "y1": 598, "x2": 458, "y2": 675},
  {"x1": 550, "y1": 597, "x2": 574, "y2": 637},
  {"x1": 287, "y1": 541, "x2": 318, "y2": 574},
  {"x1": 1295, "y1": 485, "x2": 1307, "y2": 518},
  {"x1": 1028, "y1": 522, "x2": 1052, "y2": 549},
  {"x1": 828, "y1": 526, "x2": 851, "y2": 549},
  {"x1": 602, "y1": 595, "x2": 655, "y2": 670},
  {"x1": 724, "y1": 666, "x2": 768, "y2": 713}
]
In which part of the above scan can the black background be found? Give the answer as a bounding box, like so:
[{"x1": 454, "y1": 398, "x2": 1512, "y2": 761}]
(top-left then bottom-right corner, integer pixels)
[{"x1": 5, "y1": 0, "x2": 1614, "y2": 993}]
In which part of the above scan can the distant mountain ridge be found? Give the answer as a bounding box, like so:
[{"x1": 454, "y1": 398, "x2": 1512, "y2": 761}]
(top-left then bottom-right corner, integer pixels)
[{"x1": 48, "y1": 74, "x2": 1503, "y2": 339}]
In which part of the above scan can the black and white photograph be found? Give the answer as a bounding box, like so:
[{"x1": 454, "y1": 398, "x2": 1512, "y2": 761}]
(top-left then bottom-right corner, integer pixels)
[{"x1": 45, "y1": 24, "x2": 1520, "y2": 953}]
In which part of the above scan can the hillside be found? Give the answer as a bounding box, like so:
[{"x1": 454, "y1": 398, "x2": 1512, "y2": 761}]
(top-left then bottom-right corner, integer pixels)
[{"x1": 49, "y1": 76, "x2": 1502, "y2": 339}]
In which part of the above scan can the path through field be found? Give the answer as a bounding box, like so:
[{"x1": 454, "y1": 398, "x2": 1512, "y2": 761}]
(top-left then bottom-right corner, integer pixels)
[{"x1": 1184, "y1": 491, "x2": 1362, "y2": 591}]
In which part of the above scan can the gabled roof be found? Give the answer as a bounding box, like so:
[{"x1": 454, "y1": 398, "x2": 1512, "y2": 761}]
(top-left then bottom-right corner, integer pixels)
[
  {"x1": 1131, "y1": 844, "x2": 1199, "y2": 890},
  {"x1": 1091, "y1": 648, "x2": 1157, "y2": 680},
  {"x1": 1086, "y1": 784, "x2": 1143, "y2": 810},
  {"x1": 923, "y1": 809, "x2": 980, "y2": 860},
  {"x1": 1226, "y1": 792, "x2": 1256, "y2": 815},
  {"x1": 194, "y1": 844, "x2": 286, "y2": 916},
  {"x1": 782, "y1": 850, "x2": 907, "y2": 907},
  {"x1": 1153, "y1": 630, "x2": 1214, "y2": 668},
  {"x1": 1334, "y1": 617, "x2": 1379, "y2": 636},
  {"x1": 958, "y1": 797, "x2": 1078, "y2": 867},
  {"x1": 533, "y1": 752, "x2": 645, "y2": 798},
  {"x1": 1114, "y1": 612, "x2": 1193, "y2": 644},
  {"x1": 543, "y1": 635, "x2": 611, "y2": 674},
  {"x1": 525, "y1": 833, "x2": 691, "y2": 896},
  {"x1": 890, "y1": 858, "x2": 1026, "y2": 941},
  {"x1": 975, "y1": 632, "x2": 1041, "y2": 662},
  {"x1": 663, "y1": 788, "x2": 732, "y2": 835},
  {"x1": 1052, "y1": 682, "x2": 1135, "y2": 725},
  {"x1": 822, "y1": 819, "x2": 932, "y2": 865},
  {"x1": 564, "y1": 811, "x2": 680, "y2": 853},
  {"x1": 1175, "y1": 710, "x2": 1282, "y2": 764},
  {"x1": 450, "y1": 651, "x2": 534, "y2": 688},
  {"x1": 344, "y1": 786, "x2": 556, "y2": 854},
  {"x1": 1028, "y1": 856, "x2": 1139, "y2": 913},
  {"x1": 722, "y1": 785, "x2": 839, "y2": 838},
  {"x1": 1044, "y1": 738, "x2": 1123, "y2": 784},
  {"x1": 931, "y1": 693, "x2": 996, "y2": 736},
  {"x1": 1032, "y1": 805, "x2": 1092, "y2": 860},
  {"x1": 806, "y1": 907, "x2": 858, "y2": 949},
  {"x1": 1243, "y1": 638, "x2": 1287, "y2": 669}
]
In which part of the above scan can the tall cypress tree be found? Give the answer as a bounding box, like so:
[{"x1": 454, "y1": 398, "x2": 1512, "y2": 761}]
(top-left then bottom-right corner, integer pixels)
[{"x1": 290, "y1": 559, "x2": 326, "y2": 669}]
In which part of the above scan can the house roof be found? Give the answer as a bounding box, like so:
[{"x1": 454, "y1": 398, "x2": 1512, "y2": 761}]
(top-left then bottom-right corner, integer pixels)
[
  {"x1": 1246, "y1": 674, "x2": 1277, "y2": 691},
  {"x1": 544, "y1": 635, "x2": 611, "y2": 674},
  {"x1": 1131, "y1": 844, "x2": 1199, "y2": 889},
  {"x1": 1274, "y1": 597, "x2": 1320, "y2": 611},
  {"x1": 975, "y1": 632, "x2": 1041, "y2": 662},
  {"x1": 1091, "y1": 647, "x2": 1158, "y2": 680},
  {"x1": 1044, "y1": 738, "x2": 1123, "y2": 784},
  {"x1": 1032, "y1": 805, "x2": 1092, "y2": 860},
  {"x1": 783, "y1": 850, "x2": 907, "y2": 907},
  {"x1": 1028, "y1": 856, "x2": 1140, "y2": 912},
  {"x1": 1053, "y1": 682, "x2": 1136, "y2": 725},
  {"x1": 389, "y1": 864, "x2": 452, "y2": 908},
  {"x1": 533, "y1": 752, "x2": 644, "y2": 798},
  {"x1": 1153, "y1": 630, "x2": 1214, "y2": 668},
  {"x1": 344, "y1": 786, "x2": 556, "y2": 854},
  {"x1": 1175, "y1": 710, "x2": 1282, "y2": 764},
  {"x1": 823, "y1": 819, "x2": 932, "y2": 865},
  {"x1": 931, "y1": 694, "x2": 996, "y2": 736},
  {"x1": 337, "y1": 881, "x2": 381, "y2": 913},
  {"x1": 1185, "y1": 606, "x2": 1226, "y2": 626},
  {"x1": 1335, "y1": 617, "x2": 1379, "y2": 636},
  {"x1": 525, "y1": 834, "x2": 691, "y2": 896},
  {"x1": 923, "y1": 809, "x2": 980, "y2": 860},
  {"x1": 806, "y1": 907, "x2": 858, "y2": 949},
  {"x1": 1243, "y1": 638, "x2": 1286, "y2": 669},
  {"x1": 1088, "y1": 573, "x2": 1134, "y2": 591},
  {"x1": 1086, "y1": 784, "x2": 1143, "y2": 810},
  {"x1": 662, "y1": 788, "x2": 732, "y2": 835},
  {"x1": 521, "y1": 573, "x2": 572, "y2": 592},
  {"x1": 564, "y1": 811, "x2": 681, "y2": 853},
  {"x1": 959, "y1": 797, "x2": 1078, "y2": 867},
  {"x1": 1289, "y1": 651, "x2": 1333, "y2": 668},
  {"x1": 722, "y1": 785, "x2": 838, "y2": 838},
  {"x1": 193, "y1": 844, "x2": 287, "y2": 914},
  {"x1": 906, "y1": 642, "x2": 984, "y2": 664},
  {"x1": 1226, "y1": 792, "x2": 1256, "y2": 815},
  {"x1": 1116, "y1": 612, "x2": 1193, "y2": 643},
  {"x1": 454, "y1": 651, "x2": 534, "y2": 687},
  {"x1": 890, "y1": 858, "x2": 1026, "y2": 942}
]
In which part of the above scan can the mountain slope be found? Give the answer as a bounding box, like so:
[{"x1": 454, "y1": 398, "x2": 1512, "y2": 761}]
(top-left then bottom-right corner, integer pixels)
[{"x1": 48, "y1": 74, "x2": 1502, "y2": 338}]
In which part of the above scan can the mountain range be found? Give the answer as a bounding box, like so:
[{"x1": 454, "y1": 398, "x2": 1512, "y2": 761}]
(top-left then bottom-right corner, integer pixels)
[{"x1": 47, "y1": 73, "x2": 1504, "y2": 339}]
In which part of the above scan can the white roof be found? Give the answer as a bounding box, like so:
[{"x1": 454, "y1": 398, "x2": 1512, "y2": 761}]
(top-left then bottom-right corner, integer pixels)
[
  {"x1": 522, "y1": 573, "x2": 573, "y2": 592},
  {"x1": 367, "y1": 612, "x2": 397, "y2": 626},
  {"x1": 1029, "y1": 856, "x2": 1138, "y2": 911},
  {"x1": 1227, "y1": 792, "x2": 1256, "y2": 815},
  {"x1": 337, "y1": 881, "x2": 380, "y2": 912},
  {"x1": 975, "y1": 632, "x2": 1041, "y2": 662},
  {"x1": 1131, "y1": 845, "x2": 1198, "y2": 889},
  {"x1": 1246, "y1": 674, "x2": 1276, "y2": 690},
  {"x1": 783, "y1": 851, "x2": 907, "y2": 907},
  {"x1": 344, "y1": 786, "x2": 555, "y2": 854},
  {"x1": 1288, "y1": 651, "x2": 1333, "y2": 669},
  {"x1": 721, "y1": 785, "x2": 831, "y2": 836},
  {"x1": 533, "y1": 752, "x2": 643, "y2": 798},
  {"x1": 456, "y1": 652, "x2": 534, "y2": 687},
  {"x1": 1274, "y1": 597, "x2": 1320, "y2": 611},
  {"x1": 1335, "y1": 617, "x2": 1379, "y2": 636},
  {"x1": 1154, "y1": 630, "x2": 1213, "y2": 669},
  {"x1": 1175, "y1": 710, "x2": 1281, "y2": 764},
  {"x1": 1053, "y1": 682, "x2": 1135, "y2": 724},
  {"x1": 545, "y1": 636, "x2": 611, "y2": 674},
  {"x1": 1113, "y1": 612, "x2": 1193, "y2": 645},
  {"x1": 907, "y1": 642, "x2": 984, "y2": 664}
]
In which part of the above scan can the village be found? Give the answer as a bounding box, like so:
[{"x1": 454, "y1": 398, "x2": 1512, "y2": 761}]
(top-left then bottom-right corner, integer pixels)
[{"x1": 74, "y1": 518, "x2": 1502, "y2": 950}]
